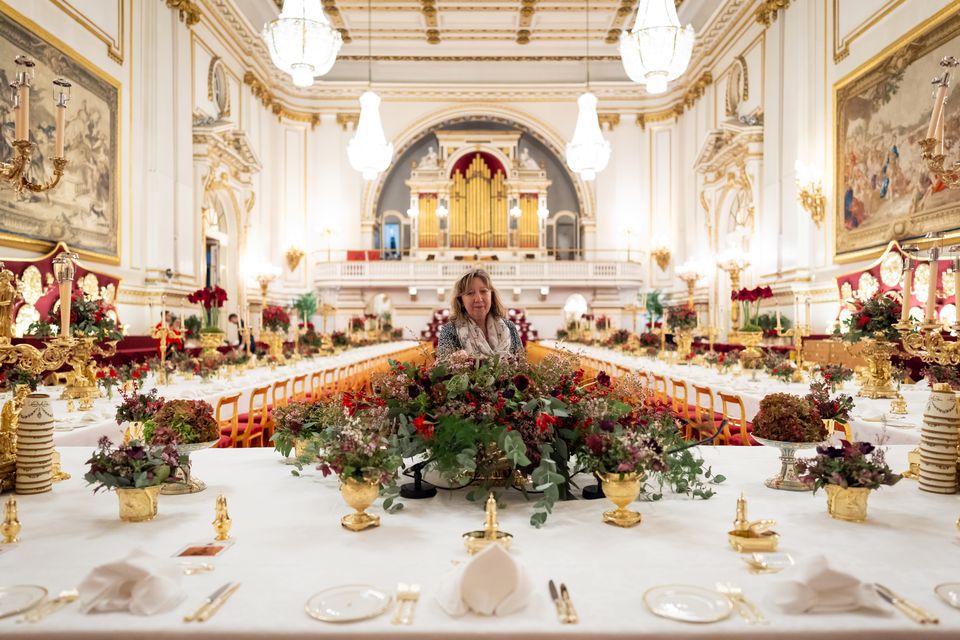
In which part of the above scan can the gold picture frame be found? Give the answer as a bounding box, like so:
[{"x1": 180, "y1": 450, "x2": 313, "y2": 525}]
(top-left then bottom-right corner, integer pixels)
[
  {"x1": 833, "y1": 6, "x2": 960, "y2": 264},
  {"x1": 0, "y1": 1, "x2": 121, "y2": 265}
]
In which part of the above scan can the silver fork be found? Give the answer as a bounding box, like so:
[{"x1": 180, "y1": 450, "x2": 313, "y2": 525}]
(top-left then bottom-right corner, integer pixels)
[
  {"x1": 716, "y1": 582, "x2": 767, "y2": 625},
  {"x1": 17, "y1": 589, "x2": 79, "y2": 623},
  {"x1": 391, "y1": 583, "x2": 410, "y2": 625},
  {"x1": 403, "y1": 584, "x2": 420, "y2": 625}
]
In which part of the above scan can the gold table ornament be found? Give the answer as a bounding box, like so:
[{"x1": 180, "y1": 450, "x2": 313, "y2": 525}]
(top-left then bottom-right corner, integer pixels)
[
  {"x1": 463, "y1": 492, "x2": 513, "y2": 554},
  {"x1": 1, "y1": 497, "x2": 21, "y2": 543},
  {"x1": 599, "y1": 472, "x2": 643, "y2": 527},
  {"x1": 213, "y1": 494, "x2": 232, "y2": 541},
  {"x1": 728, "y1": 493, "x2": 779, "y2": 552},
  {"x1": 339, "y1": 475, "x2": 381, "y2": 532}
]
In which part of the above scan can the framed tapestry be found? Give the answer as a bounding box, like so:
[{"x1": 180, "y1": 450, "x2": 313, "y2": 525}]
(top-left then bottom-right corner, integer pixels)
[
  {"x1": 833, "y1": 8, "x2": 960, "y2": 264},
  {"x1": 0, "y1": 3, "x2": 120, "y2": 264}
]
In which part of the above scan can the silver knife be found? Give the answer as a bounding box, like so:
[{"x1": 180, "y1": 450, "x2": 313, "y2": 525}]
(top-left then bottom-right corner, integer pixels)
[
  {"x1": 874, "y1": 584, "x2": 938, "y2": 624},
  {"x1": 548, "y1": 580, "x2": 568, "y2": 624},
  {"x1": 183, "y1": 582, "x2": 233, "y2": 623}
]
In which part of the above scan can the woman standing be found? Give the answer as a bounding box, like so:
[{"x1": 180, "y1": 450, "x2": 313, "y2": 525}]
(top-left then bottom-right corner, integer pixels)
[{"x1": 437, "y1": 268, "x2": 523, "y2": 359}]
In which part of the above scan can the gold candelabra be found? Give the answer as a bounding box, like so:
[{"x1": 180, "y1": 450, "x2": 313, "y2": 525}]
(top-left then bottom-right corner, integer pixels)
[
  {"x1": 896, "y1": 240, "x2": 960, "y2": 365},
  {"x1": 717, "y1": 251, "x2": 750, "y2": 328},
  {"x1": 1, "y1": 57, "x2": 71, "y2": 194},
  {"x1": 920, "y1": 56, "x2": 960, "y2": 189},
  {"x1": 151, "y1": 294, "x2": 179, "y2": 385},
  {"x1": 774, "y1": 312, "x2": 811, "y2": 376}
]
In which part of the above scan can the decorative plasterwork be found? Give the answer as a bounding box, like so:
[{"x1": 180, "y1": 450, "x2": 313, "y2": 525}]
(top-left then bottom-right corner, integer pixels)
[
  {"x1": 597, "y1": 113, "x2": 621, "y2": 131},
  {"x1": 336, "y1": 113, "x2": 359, "y2": 131},
  {"x1": 422, "y1": 0, "x2": 440, "y2": 44},
  {"x1": 242, "y1": 72, "x2": 322, "y2": 127},
  {"x1": 754, "y1": 0, "x2": 791, "y2": 27},
  {"x1": 49, "y1": 0, "x2": 124, "y2": 64},
  {"x1": 635, "y1": 71, "x2": 712, "y2": 129},
  {"x1": 167, "y1": 0, "x2": 201, "y2": 26},
  {"x1": 606, "y1": 0, "x2": 638, "y2": 44},
  {"x1": 832, "y1": 0, "x2": 905, "y2": 63},
  {"x1": 516, "y1": 0, "x2": 536, "y2": 44},
  {"x1": 193, "y1": 121, "x2": 263, "y2": 185}
]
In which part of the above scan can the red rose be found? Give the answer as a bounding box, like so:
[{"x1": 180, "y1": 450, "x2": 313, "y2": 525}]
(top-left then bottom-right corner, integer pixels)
[
  {"x1": 535, "y1": 412, "x2": 557, "y2": 434},
  {"x1": 857, "y1": 315, "x2": 870, "y2": 329}
]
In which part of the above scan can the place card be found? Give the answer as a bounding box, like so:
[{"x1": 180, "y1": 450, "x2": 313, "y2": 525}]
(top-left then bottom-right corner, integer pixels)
[{"x1": 173, "y1": 539, "x2": 234, "y2": 558}]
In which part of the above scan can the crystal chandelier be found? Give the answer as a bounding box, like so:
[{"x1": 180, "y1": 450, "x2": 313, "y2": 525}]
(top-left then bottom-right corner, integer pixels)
[
  {"x1": 262, "y1": 0, "x2": 342, "y2": 88},
  {"x1": 565, "y1": 1, "x2": 610, "y2": 181},
  {"x1": 619, "y1": 0, "x2": 695, "y2": 94},
  {"x1": 348, "y1": 0, "x2": 393, "y2": 180}
]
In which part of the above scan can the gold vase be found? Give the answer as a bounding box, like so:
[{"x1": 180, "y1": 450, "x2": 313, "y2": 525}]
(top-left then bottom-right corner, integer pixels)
[
  {"x1": 856, "y1": 338, "x2": 897, "y2": 399},
  {"x1": 825, "y1": 484, "x2": 870, "y2": 522},
  {"x1": 116, "y1": 485, "x2": 162, "y2": 522},
  {"x1": 261, "y1": 330, "x2": 286, "y2": 363},
  {"x1": 199, "y1": 331, "x2": 224, "y2": 358},
  {"x1": 294, "y1": 438, "x2": 308, "y2": 459},
  {"x1": 122, "y1": 421, "x2": 144, "y2": 445},
  {"x1": 599, "y1": 472, "x2": 642, "y2": 527},
  {"x1": 729, "y1": 330, "x2": 763, "y2": 369},
  {"x1": 339, "y1": 475, "x2": 381, "y2": 531},
  {"x1": 822, "y1": 418, "x2": 852, "y2": 441},
  {"x1": 675, "y1": 330, "x2": 694, "y2": 362}
]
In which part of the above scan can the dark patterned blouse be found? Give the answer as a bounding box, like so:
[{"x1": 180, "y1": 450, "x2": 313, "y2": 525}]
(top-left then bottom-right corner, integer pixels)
[{"x1": 436, "y1": 319, "x2": 522, "y2": 358}]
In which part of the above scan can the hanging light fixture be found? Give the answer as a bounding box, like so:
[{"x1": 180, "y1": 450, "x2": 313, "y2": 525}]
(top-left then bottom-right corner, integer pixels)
[
  {"x1": 347, "y1": 0, "x2": 394, "y2": 180},
  {"x1": 436, "y1": 196, "x2": 449, "y2": 218},
  {"x1": 565, "y1": 0, "x2": 610, "y2": 181},
  {"x1": 537, "y1": 193, "x2": 550, "y2": 219},
  {"x1": 509, "y1": 196, "x2": 522, "y2": 219},
  {"x1": 619, "y1": 0, "x2": 695, "y2": 94},
  {"x1": 262, "y1": 0, "x2": 342, "y2": 88}
]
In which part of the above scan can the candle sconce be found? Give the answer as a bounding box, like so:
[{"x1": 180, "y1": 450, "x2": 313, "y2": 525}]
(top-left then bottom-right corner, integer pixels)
[
  {"x1": 1, "y1": 57, "x2": 71, "y2": 194},
  {"x1": 921, "y1": 57, "x2": 960, "y2": 188},
  {"x1": 895, "y1": 239, "x2": 960, "y2": 365}
]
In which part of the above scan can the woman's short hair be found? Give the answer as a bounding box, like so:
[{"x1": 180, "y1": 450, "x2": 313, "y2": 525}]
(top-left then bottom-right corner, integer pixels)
[{"x1": 450, "y1": 268, "x2": 507, "y2": 323}]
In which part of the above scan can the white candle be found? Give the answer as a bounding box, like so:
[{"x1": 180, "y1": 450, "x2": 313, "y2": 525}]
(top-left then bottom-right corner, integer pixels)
[
  {"x1": 901, "y1": 259, "x2": 912, "y2": 324},
  {"x1": 936, "y1": 110, "x2": 945, "y2": 155},
  {"x1": 805, "y1": 297, "x2": 811, "y2": 328},
  {"x1": 18, "y1": 83, "x2": 29, "y2": 141},
  {"x1": 925, "y1": 252, "x2": 939, "y2": 323},
  {"x1": 54, "y1": 104, "x2": 65, "y2": 157},
  {"x1": 59, "y1": 281, "x2": 71, "y2": 338},
  {"x1": 954, "y1": 258, "x2": 960, "y2": 316},
  {"x1": 927, "y1": 82, "x2": 948, "y2": 140},
  {"x1": 794, "y1": 295, "x2": 800, "y2": 326},
  {"x1": 776, "y1": 309, "x2": 782, "y2": 331}
]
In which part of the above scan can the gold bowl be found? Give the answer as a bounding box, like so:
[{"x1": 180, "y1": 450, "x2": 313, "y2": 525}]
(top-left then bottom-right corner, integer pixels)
[
  {"x1": 727, "y1": 529, "x2": 780, "y2": 552},
  {"x1": 462, "y1": 530, "x2": 513, "y2": 555}
]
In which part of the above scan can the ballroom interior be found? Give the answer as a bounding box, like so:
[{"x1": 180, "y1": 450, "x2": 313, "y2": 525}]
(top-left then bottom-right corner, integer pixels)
[{"x1": 1, "y1": 0, "x2": 960, "y2": 636}]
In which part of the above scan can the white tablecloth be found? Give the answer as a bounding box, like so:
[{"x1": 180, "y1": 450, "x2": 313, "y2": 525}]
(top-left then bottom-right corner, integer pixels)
[
  {"x1": 0, "y1": 446, "x2": 957, "y2": 638},
  {"x1": 541, "y1": 341, "x2": 928, "y2": 446},
  {"x1": 12, "y1": 341, "x2": 419, "y2": 447}
]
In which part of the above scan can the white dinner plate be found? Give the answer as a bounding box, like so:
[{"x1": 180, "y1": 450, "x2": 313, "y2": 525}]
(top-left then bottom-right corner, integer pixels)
[
  {"x1": 305, "y1": 584, "x2": 391, "y2": 623},
  {"x1": 0, "y1": 585, "x2": 47, "y2": 619},
  {"x1": 643, "y1": 585, "x2": 732, "y2": 623},
  {"x1": 935, "y1": 583, "x2": 960, "y2": 609}
]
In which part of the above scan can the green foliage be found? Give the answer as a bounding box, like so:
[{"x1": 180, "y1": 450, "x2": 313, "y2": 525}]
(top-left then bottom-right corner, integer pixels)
[
  {"x1": 752, "y1": 393, "x2": 827, "y2": 442},
  {"x1": 84, "y1": 437, "x2": 180, "y2": 491},
  {"x1": 293, "y1": 292, "x2": 317, "y2": 321},
  {"x1": 645, "y1": 290, "x2": 664, "y2": 323}
]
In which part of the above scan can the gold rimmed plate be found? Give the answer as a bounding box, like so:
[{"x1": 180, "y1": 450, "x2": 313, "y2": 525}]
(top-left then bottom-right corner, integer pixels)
[
  {"x1": 305, "y1": 584, "x2": 391, "y2": 623},
  {"x1": 935, "y1": 583, "x2": 960, "y2": 609},
  {"x1": 0, "y1": 585, "x2": 47, "y2": 619},
  {"x1": 643, "y1": 585, "x2": 732, "y2": 623}
]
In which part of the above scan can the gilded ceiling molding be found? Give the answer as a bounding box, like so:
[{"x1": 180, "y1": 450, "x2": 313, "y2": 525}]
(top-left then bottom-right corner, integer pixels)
[
  {"x1": 635, "y1": 71, "x2": 712, "y2": 128},
  {"x1": 597, "y1": 113, "x2": 621, "y2": 131},
  {"x1": 322, "y1": 1, "x2": 352, "y2": 44},
  {"x1": 754, "y1": 0, "x2": 791, "y2": 27},
  {"x1": 166, "y1": 0, "x2": 201, "y2": 26},
  {"x1": 516, "y1": 0, "x2": 536, "y2": 44},
  {"x1": 422, "y1": 0, "x2": 440, "y2": 44},
  {"x1": 336, "y1": 113, "x2": 360, "y2": 131},
  {"x1": 606, "y1": 0, "x2": 637, "y2": 44},
  {"x1": 242, "y1": 71, "x2": 322, "y2": 128}
]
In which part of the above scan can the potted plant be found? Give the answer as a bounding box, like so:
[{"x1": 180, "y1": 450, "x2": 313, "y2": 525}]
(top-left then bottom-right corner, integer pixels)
[
  {"x1": 183, "y1": 315, "x2": 202, "y2": 346},
  {"x1": 84, "y1": 437, "x2": 181, "y2": 522},
  {"x1": 797, "y1": 440, "x2": 900, "y2": 521},
  {"x1": 731, "y1": 286, "x2": 773, "y2": 333},
  {"x1": 752, "y1": 393, "x2": 827, "y2": 491},
  {"x1": 922, "y1": 364, "x2": 960, "y2": 391},
  {"x1": 271, "y1": 400, "x2": 338, "y2": 461},
  {"x1": 666, "y1": 306, "x2": 697, "y2": 360},
  {"x1": 187, "y1": 286, "x2": 227, "y2": 356},
  {"x1": 805, "y1": 380, "x2": 855, "y2": 440},
  {"x1": 812, "y1": 363, "x2": 854, "y2": 391},
  {"x1": 839, "y1": 292, "x2": 901, "y2": 399},
  {"x1": 142, "y1": 399, "x2": 219, "y2": 494},
  {"x1": 115, "y1": 385, "x2": 165, "y2": 444}
]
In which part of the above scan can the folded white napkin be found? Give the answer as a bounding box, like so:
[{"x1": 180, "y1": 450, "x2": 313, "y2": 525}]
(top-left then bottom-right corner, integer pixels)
[
  {"x1": 78, "y1": 549, "x2": 185, "y2": 616},
  {"x1": 767, "y1": 555, "x2": 886, "y2": 613},
  {"x1": 435, "y1": 543, "x2": 530, "y2": 617}
]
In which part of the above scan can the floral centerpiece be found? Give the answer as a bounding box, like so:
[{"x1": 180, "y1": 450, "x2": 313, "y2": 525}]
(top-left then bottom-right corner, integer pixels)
[
  {"x1": 922, "y1": 364, "x2": 960, "y2": 391},
  {"x1": 812, "y1": 363, "x2": 854, "y2": 391},
  {"x1": 731, "y1": 286, "x2": 773, "y2": 332},
  {"x1": 805, "y1": 380, "x2": 854, "y2": 424},
  {"x1": 350, "y1": 315, "x2": 365, "y2": 332},
  {"x1": 752, "y1": 393, "x2": 827, "y2": 491},
  {"x1": 84, "y1": 437, "x2": 181, "y2": 521},
  {"x1": 116, "y1": 385, "x2": 165, "y2": 425},
  {"x1": 606, "y1": 329, "x2": 630, "y2": 347},
  {"x1": 272, "y1": 400, "x2": 343, "y2": 459},
  {"x1": 639, "y1": 331, "x2": 659, "y2": 356},
  {"x1": 26, "y1": 287, "x2": 124, "y2": 341},
  {"x1": 142, "y1": 399, "x2": 219, "y2": 445},
  {"x1": 595, "y1": 315, "x2": 611, "y2": 331},
  {"x1": 96, "y1": 366, "x2": 120, "y2": 399},
  {"x1": 840, "y1": 292, "x2": 901, "y2": 342},
  {"x1": 263, "y1": 306, "x2": 291, "y2": 333},
  {"x1": 666, "y1": 306, "x2": 697, "y2": 333},
  {"x1": 797, "y1": 440, "x2": 900, "y2": 521},
  {"x1": 704, "y1": 350, "x2": 738, "y2": 371},
  {"x1": 768, "y1": 360, "x2": 797, "y2": 383},
  {"x1": 187, "y1": 286, "x2": 227, "y2": 333},
  {"x1": 331, "y1": 330, "x2": 348, "y2": 348}
]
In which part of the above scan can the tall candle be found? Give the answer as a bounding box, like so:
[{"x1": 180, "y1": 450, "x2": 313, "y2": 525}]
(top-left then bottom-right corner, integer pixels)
[
  {"x1": 794, "y1": 295, "x2": 800, "y2": 325},
  {"x1": 54, "y1": 103, "x2": 65, "y2": 157},
  {"x1": 927, "y1": 80, "x2": 949, "y2": 140},
  {"x1": 776, "y1": 309, "x2": 782, "y2": 331},
  {"x1": 17, "y1": 83, "x2": 29, "y2": 141},
  {"x1": 901, "y1": 259, "x2": 912, "y2": 324},
  {"x1": 936, "y1": 110, "x2": 945, "y2": 155},
  {"x1": 925, "y1": 249, "x2": 940, "y2": 323},
  {"x1": 954, "y1": 257, "x2": 960, "y2": 315},
  {"x1": 805, "y1": 297, "x2": 811, "y2": 328},
  {"x1": 59, "y1": 281, "x2": 71, "y2": 338},
  {"x1": 13, "y1": 89, "x2": 23, "y2": 141}
]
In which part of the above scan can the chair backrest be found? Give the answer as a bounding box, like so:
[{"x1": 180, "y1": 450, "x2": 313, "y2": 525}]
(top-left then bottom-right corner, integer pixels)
[
  {"x1": 669, "y1": 378, "x2": 689, "y2": 419},
  {"x1": 717, "y1": 391, "x2": 749, "y2": 445},
  {"x1": 216, "y1": 392, "x2": 242, "y2": 446},
  {"x1": 248, "y1": 385, "x2": 270, "y2": 427},
  {"x1": 273, "y1": 378, "x2": 290, "y2": 409},
  {"x1": 310, "y1": 371, "x2": 323, "y2": 398},
  {"x1": 651, "y1": 374, "x2": 668, "y2": 404},
  {"x1": 692, "y1": 384, "x2": 715, "y2": 423},
  {"x1": 292, "y1": 374, "x2": 307, "y2": 401}
]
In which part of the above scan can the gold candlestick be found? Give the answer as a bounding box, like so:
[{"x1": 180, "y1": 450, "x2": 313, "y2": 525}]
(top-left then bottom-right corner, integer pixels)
[
  {"x1": 213, "y1": 494, "x2": 232, "y2": 541},
  {"x1": 1, "y1": 497, "x2": 21, "y2": 543},
  {"x1": 462, "y1": 492, "x2": 512, "y2": 555},
  {"x1": 727, "y1": 493, "x2": 779, "y2": 552}
]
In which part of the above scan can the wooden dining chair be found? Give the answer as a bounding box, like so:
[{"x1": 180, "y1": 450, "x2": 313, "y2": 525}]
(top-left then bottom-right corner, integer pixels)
[
  {"x1": 718, "y1": 392, "x2": 755, "y2": 446},
  {"x1": 651, "y1": 374, "x2": 668, "y2": 405},
  {"x1": 309, "y1": 371, "x2": 323, "y2": 401},
  {"x1": 291, "y1": 374, "x2": 308, "y2": 402},
  {"x1": 690, "y1": 384, "x2": 720, "y2": 442},
  {"x1": 669, "y1": 378, "x2": 690, "y2": 420},
  {"x1": 217, "y1": 392, "x2": 264, "y2": 448},
  {"x1": 240, "y1": 385, "x2": 270, "y2": 447},
  {"x1": 272, "y1": 378, "x2": 290, "y2": 411}
]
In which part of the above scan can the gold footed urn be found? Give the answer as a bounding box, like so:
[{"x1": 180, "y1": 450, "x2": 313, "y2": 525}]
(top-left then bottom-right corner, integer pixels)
[
  {"x1": 261, "y1": 330, "x2": 286, "y2": 363},
  {"x1": 824, "y1": 484, "x2": 870, "y2": 522},
  {"x1": 116, "y1": 485, "x2": 162, "y2": 522},
  {"x1": 675, "y1": 330, "x2": 694, "y2": 362},
  {"x1": 600, "y1": 472, "x2": 642, "y2": 527},
  {"x1": 339, "y1": 475, "x2": 381, "y2": 531},
  {"x1": 729, "y1": 330, "x2": 764, "y2": 369},
  {"x1": 60, "y1": 336, "x2": 118, "y2": 410},
  {"x1": 199, "y1": 331, "x2": 224, "y2": 358},
  {"x1": 855, "y1": 338, "x2": 898, "y2": 399}
]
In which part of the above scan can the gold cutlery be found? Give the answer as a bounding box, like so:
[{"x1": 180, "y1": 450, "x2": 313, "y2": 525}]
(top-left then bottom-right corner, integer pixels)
[
  {"x1": 716, "y1": 583, "x2": 767, "y2": 625},
  {"x1": 180, "y1": 562, "x2": 215, "y2": 576},
  {"x1": 548, "y1": 580, "x2": 568, "y2": 623},
  {"x1": 183, "y1": 582, "x2": 233, "y2": 623},
  {"x1": 402, "y1": 584, "x2": 420, "y2": 625},
  {"x1": 875, "y1": 584, "x2": 939, "y2": 624},
  {"x1": 196, "y1": 582, "x2": 240, "y2": 623},
  {"x1": 560, "y1": 583, "x2": 579, "y2": 624},
  {"x1": 391, "y1": 583, "x2": 411, "y2": 625},
  {"x1": 17, "y1": 589, "x2": 79, "y2": 623}
]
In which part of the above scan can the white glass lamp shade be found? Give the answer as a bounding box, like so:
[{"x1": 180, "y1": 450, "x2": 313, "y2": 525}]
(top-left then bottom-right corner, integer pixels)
[
  {"x1": 537, "y1": 194, "x2": 550, "y2": 219},
  {"x1": 406, "y1": 196, "x2": 419, "y2": 219},
  {"x1": 262, "y1": 0, "x2": 342, "y2": 87},
  {"x1": 619, "y1": 0, "x2": 695, "y2": 94},
  {"x1": 347, "y1": 91, "x2": 394, "y2": 180},
  {"x1": 509, "y1": 197, "x2": 522, "y2": 219},
  {"x1": 436, "y1": 198, "x2": 449, "y2": 218},
  {"x1": 565, "y1": 92, "x2": 611, "y2": 181}
]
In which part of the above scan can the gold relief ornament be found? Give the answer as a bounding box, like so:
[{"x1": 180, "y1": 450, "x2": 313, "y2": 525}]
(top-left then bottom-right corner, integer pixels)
[
  {"x1": 59, "y1": 336, "x2": 119, "y2": 411},
  {"x1": 463, "y1": 492, "x2": 513, "y2": 555},
  {"x1": 1, "y1": 497, "x2": 20, "y2": 543},
  {"x1": 728, "y1": 493, "x2": 779, "y2": 552},
  {"x1": 851, "y1": 337, "x2": 899, "y2": 399},
  {"x1": 880, "y1": 252, "x2": 904, "y2": 287},
  {"x1": 213, "y1": 494, "x2": 232, "y2": 541}
]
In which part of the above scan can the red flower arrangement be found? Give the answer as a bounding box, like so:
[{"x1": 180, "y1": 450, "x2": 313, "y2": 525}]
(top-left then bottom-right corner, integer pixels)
[
  {"x1": 731, "y1": 286, "x2": 773, "y2": 331},
  {"x1": 187, "y1": 286, "x2": 228, "y2": 331},
  {"x1": 840, "y1": 292, "x2": 901, "y2": 342},
  {"x1": 262, "y1": 305, "x2": 291, "y2": 332}
]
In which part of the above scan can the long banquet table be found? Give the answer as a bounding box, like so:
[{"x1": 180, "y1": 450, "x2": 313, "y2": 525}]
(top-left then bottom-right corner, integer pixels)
[
  {"x1": 540, "y1": 340, "x2": 929, "y2": 446},
  {"x1": 27, "y1": 341, "x2": 420, "y2": 447},
  {"x1": 1, "y1": 445, "x2": 957, "y2": 639}
]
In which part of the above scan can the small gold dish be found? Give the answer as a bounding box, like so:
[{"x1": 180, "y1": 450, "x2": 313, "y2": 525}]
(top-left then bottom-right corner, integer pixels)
[
  {"x1": 462, "y1": 492, "x2": 513, "y2": 555},
  {"x1": 728, "y1": 529, "x2": 780, "y2": 552}
]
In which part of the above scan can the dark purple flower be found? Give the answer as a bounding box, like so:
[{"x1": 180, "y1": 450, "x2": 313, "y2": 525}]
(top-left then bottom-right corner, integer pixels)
[
  {"x1": 408, "y1": 385, "x2": 421, "y2": 399},
  {"x1": 512, "y1": 374, "x2": 530, "y2": 392},
  {"x1": 503, "y1": 388, "x2": 515, "y2": 400},
  {"x1": 599, "y1": 419, "x2": 615, "y2": 432},
  {"x1": 597, "y1": 371, "x2": 611, "y2": 387}
]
